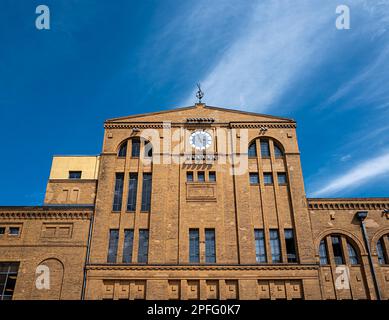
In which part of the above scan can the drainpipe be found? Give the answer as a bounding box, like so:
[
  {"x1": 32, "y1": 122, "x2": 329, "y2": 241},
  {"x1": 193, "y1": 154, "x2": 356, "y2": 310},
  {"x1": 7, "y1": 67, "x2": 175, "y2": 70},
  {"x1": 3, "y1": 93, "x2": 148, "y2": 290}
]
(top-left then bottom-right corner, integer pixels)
[
  {"x1": 81, "y1": 209, "x2": 95, "y2": 300},
  {"x1": 355, "y1": 211, "x2": 381, "y2": 300}
]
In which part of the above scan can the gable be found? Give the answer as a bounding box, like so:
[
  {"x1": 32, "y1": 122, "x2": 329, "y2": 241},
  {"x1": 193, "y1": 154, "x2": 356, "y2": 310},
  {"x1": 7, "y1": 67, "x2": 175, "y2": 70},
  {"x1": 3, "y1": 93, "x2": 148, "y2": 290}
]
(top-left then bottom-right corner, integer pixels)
[{"x1": 105, "y1": 104, "x2": 294, "y2": 124}]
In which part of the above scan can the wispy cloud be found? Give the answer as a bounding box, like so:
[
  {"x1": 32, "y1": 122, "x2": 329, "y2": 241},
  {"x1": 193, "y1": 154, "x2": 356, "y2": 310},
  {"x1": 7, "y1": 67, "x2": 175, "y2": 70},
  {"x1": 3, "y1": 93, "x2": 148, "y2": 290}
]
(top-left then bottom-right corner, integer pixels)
[
  {"x1": 181, "y1": 1, "x2": 335, "y2": 111},
  {"x1": 312, "y1": 152, "x2": 389, "y2": 197}
]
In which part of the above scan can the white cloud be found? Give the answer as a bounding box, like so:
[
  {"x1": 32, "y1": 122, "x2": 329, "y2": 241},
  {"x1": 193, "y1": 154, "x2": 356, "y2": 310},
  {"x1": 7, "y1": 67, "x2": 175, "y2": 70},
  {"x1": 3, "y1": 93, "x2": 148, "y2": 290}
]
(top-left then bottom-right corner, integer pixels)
[{"x1": 312, "y1": 152, "x2": 389, "y2": 197}]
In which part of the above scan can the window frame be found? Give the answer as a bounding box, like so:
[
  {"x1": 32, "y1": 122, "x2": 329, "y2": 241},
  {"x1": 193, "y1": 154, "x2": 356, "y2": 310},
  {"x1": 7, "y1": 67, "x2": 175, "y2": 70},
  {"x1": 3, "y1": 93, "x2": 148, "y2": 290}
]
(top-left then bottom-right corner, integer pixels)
[{"x1": 68, "y1": 171, "x2": 82, "y2": 179}]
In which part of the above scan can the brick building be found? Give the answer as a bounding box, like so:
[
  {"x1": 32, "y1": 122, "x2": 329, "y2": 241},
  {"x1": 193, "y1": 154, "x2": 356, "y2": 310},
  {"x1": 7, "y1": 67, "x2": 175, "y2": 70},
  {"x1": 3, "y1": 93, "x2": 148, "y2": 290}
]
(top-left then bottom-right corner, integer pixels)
[{"x1": 1, "y1": 103, "x2": 388, "y2": 300}]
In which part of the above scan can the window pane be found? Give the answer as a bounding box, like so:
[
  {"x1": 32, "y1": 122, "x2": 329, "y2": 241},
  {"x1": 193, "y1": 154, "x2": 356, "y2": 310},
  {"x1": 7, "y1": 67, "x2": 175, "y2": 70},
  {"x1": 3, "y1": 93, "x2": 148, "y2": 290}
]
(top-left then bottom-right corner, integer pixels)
[
  {"x1": 112, "y1": 173, "x2": 124, "y2": 211},
  {"x1": 118, "y1": 141, "x2": 127, "y2": 157},
  {"x1": 277, "y1": 173, "x2": 287, "y2": 185},
  {"x1": 0, "y1": 227, "x2": 5, "y2": 235},
  {"x1": 270, "y1": 229, "x2": 281, "y2": 263},
  {"x1": 248, "y1": 142, "x2": 257, "y2": 157},
  {"x1": 209, "y1": 172, "x2": 216, "y2": 182},
  {"x1": 263, "y1": 173, "x2": 273, "y2": 185},
  {"x1": 144, "y1": 141, "x2": 152, "y2": 158},
  {"x1": 249, "y1": 173, "x2": 259, "y2": 184},
  {"x1": 68, "y1": 171, "x2": 81, "y2": 179},
  {"x1": 205, "y1": 229, "x2": 216, "y2": 263},
  {"x1": 138, "y1": 230, "x2": 149, "y2": 263},
  {"x1": 9, "y1": 228, "x2": 19, "y2": 236},
  {"x1": 331, "y1": 236, "x2": 344, "y2": 265},
  {"x1": 107, "y1": 229, "x2": 119, "y2": 263},
  {"x1": 0, "y1": 263, "x2": 19, "y2": 301},
  {"x1": 285, "y1": 229, "x2": 297, "y2": 263},
  {"x1": 187, "y1": 172, "x2": 193, "y2": 182},
  {"x1": 254, "y1": 229, "x2": 267, "y2": 263},
  {"x1": 319, "y1": 239, "x2": 329, "y2": 265},
  {"x1": 377, "y1": 238, "x2": 387, "y2": 265},
  {"x1": 131, "y1": 139, "x2": 140, "y2": 157},
  {"x1": 260, "y1": 140, "x2": 270, "y2": 157},
  {"x1": 122, "y1": 229, "x2": 134, "y2": 263},
  {"x1": 274, "y1": 144, "x2": 284, "y2": 157},
  {"x1": 189, "y1": 229, "x2": 199, "y2": 263},
  {"x1": 347, "y1": 241, "x2": 359, "y2": 265},
  {"x1": 141, "y1": 173, "x2": 152, "y2": 212},
  {"x1": 198, "y1": 171, "x2": 205, "y2": 182},
  {"x1": 127, "y1": 173, "x2": 138, "y2": 211}
]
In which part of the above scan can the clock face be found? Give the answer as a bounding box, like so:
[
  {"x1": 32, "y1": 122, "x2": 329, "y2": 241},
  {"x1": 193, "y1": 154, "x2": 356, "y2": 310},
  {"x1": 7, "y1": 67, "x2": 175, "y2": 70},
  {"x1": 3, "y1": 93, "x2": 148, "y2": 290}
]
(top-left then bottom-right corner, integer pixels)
[{"x1": 190, "y1": 130, "x2": 212, "y2": 150}]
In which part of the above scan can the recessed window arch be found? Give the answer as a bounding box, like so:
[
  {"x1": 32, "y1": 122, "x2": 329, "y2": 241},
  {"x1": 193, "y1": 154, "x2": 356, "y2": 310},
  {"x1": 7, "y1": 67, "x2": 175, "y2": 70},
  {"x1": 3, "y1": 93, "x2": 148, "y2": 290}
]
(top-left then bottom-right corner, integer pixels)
[
  {"x1": 117, "y1": 138, "x2": 153, "y2": 158},
  {"x1": 376, "y1": 234, "x2": 389, "y2": 265},
  {"x1": 118, "y1": 141, "x2": 128, "y2": 157},
  {"x1": 248, "y1": 141, "x2": 257, "y2": 157},
  {"x1": 247, "y1": 137, "x2": 285, "y2": 159},
  {"x1": 273, "y1": 142, "x2": 284, "y2": 158},
  {"x1": 318, "y1": 233, "x2": 361, "y2": 266}
]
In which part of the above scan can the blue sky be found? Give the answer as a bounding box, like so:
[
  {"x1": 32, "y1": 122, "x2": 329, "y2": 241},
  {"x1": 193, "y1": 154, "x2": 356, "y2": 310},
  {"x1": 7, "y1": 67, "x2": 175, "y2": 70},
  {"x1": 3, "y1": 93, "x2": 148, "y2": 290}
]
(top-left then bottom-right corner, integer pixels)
[{"x1": 1, "y1": 0, "x2": 389, "y2": 205}]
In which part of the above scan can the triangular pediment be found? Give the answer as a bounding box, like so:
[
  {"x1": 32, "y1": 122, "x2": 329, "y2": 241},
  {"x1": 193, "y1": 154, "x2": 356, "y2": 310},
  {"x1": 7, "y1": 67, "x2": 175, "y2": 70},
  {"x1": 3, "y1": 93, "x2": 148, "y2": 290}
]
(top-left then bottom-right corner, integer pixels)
[{"x1": 106, "y1": 104, "x2": 294, "y2": 123}]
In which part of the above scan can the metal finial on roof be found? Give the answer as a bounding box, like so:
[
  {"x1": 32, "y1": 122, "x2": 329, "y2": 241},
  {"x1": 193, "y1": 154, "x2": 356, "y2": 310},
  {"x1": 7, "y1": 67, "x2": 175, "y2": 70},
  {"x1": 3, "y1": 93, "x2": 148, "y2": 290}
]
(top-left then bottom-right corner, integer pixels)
[{"x1": 196, "y1": 83, "x2": 204, "y2": 103}]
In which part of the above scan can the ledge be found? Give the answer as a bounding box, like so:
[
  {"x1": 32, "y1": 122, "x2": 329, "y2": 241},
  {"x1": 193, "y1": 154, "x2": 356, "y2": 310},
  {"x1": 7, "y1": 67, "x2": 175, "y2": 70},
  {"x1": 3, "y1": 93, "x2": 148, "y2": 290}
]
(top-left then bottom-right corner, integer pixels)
[{"x1": 307, "y1": 198, "x2": 389, "y2": 210}]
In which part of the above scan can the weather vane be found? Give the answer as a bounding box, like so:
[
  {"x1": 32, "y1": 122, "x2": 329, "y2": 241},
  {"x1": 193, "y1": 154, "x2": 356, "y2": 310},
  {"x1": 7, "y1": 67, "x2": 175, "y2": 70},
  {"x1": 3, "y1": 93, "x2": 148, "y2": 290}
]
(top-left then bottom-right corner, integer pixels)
[{"x1": 196, "y1": 83, "x2": 204, "y2": 103}]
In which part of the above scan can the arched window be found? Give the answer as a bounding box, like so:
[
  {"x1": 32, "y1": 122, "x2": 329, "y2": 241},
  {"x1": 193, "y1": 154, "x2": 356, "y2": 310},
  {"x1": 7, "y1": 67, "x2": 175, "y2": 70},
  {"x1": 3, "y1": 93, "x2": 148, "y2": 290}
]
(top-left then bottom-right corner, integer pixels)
[
  {"x1": 274, "y1": 143, "x2": 284, "y2": 157},
  {"x1": 319, "y1": 239, "x2": 329, "y2": 265},
  {"x1": 248, "y1": 141, "x2": 257, "y2": 157},
  {"x1": 318, "y1": 234, "x2": 361, "y2": 266},
  {"x1": 131, "y1": 138, "x2": 141, "y2": 157},
  {"x1": 376, "y1": 235, "x2": 389, "y2": 265},
  {"x1": 260, "y1": 140, "x2": 270, "y2": 158},
  {"x1": 118, "y1": 141, "x2": 127, "y2": 157},
  {"x1": 347, "y1": 241, "x2": 359, "y2": 265},
  {"x1": 144, "y1": 141, "x2": 153, "y2": 158}
]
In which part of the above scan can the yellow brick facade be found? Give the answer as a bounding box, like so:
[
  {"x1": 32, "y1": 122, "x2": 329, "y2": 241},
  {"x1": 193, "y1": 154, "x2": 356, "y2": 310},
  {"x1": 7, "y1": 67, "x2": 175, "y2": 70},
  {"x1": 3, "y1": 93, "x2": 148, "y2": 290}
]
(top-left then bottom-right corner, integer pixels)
[{"x1": 0, "y1": 103, "x2": 388, "y2": 300}]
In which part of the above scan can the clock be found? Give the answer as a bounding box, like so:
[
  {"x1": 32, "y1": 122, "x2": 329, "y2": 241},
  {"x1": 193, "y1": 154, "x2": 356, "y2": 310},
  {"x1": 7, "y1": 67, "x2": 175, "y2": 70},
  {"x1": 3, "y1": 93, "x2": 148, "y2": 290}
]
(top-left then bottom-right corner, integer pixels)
[{"x1": 190, "y1": 130, "x2": 212, "y2": 150}]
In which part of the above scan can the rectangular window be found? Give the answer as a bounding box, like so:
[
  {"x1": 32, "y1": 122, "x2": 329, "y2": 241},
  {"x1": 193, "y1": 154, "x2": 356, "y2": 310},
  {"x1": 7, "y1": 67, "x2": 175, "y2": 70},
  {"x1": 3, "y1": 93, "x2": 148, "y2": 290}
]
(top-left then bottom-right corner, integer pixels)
[
  {"x1": 107, "y1": 229, "x2": 119, "y2": 263},
  {"x1": 189, "y1": 229, "x2": 200, "y2": 263},
  {"x1": 260, "y1": 140, "x2": 270, "y2": 158},
  {"x1": 284, "y1": 229, "x2": 297, "y2": 263},
  {"x1": 127, "y1": 173, "x2": 138, "y2": 211},
  {"x1": 209, "y1": 171, "x2": 216, "y2": 182},
  {"x1": 319, "y1": 239, "x2": 329, "y2": 265},
  {"x1": 0, "y1": 262, "x2": 19, "y2": 300},
  {"x1": 141, "y1": 173, "x2": 152, "y2": 212},
  {"x1": 331, "y1": 236, "x2": 345, "y2": 265},
  {"x1": 122, "y1": 229, "x2": 134, "y2": 263},
  {"x1": 263, "y1": 173, "x2": 273, "y2": 185},
  {"x1": 254, "y1": 229, "x2": 267, "y2": 263},
  {"x1": 197, "y1": 171, "x2": 205, "y2": 182},
  {"x1": 138, "y1": 229, "x2": 149, "y2": 263},
  {"x1": 9, "y1": 227, "x2": 20, "y2": 236},
  {"x1": 277, "y1": 173, "x2": 287, "y2": 185},
  {"x1": 205, "y1": 229, "x2": 216, "y2": 263},
  {"x1": 112, "y1": 173, "x2": 124, "y2": 211},
  {"x1": 377, "y1": 239, "x2": 388, "y2": 265},
  {"x1": 187, "y1": 172, "x2": 194, "y2": 182},
  {"x1": 270, "y1": 229, "x2": 281, "y2": 263},
  {"x1": 0, "y1": 227, "x2": 5, "y2": 235},
  {"x1": 131, "y1": 138, "x2": 140, "y2": 157},
  {"x1": 68, "y1": 171, "x2": 81, "y2": 179},
  {"x1": 249, "y1": 173, "x2": 259, "y2": 185}
]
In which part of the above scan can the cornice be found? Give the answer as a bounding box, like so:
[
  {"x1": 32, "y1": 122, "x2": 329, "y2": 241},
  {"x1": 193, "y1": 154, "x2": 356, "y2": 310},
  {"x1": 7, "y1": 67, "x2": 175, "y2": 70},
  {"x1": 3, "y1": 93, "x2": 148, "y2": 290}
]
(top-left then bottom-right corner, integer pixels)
[
  {"x1": 104, "y1": 122, "x2": 296, "y2": 130},
  {"x1": 86, "y1": 264, "x2": 318, "y2": 272},
  {"x1": 307, "y1": 198, "x2": 389, "y2": 210},
  {"x1": 0, "y1": 206, "x2": 93, "y2": 220}
]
